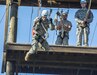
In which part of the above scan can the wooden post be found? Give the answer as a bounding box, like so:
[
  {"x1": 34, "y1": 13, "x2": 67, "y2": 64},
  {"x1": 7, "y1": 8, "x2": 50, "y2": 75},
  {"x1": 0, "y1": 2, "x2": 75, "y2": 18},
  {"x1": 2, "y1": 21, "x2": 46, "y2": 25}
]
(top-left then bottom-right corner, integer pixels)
[
  {"x1": 4, "y1": 0, "x2": 10, "y2": 48},
  {"x1": 6, "y1": 0, "x2": 18, "y2": 75},
  {"x1": 7, "y1": 2, "x2": 18, "y2": 43},
  {"x1": 6, "y1": 61, "x2": 15, "y2": 75},
  {"x1": 2, "y1": 0, "x2": 10, "y2": 73}
]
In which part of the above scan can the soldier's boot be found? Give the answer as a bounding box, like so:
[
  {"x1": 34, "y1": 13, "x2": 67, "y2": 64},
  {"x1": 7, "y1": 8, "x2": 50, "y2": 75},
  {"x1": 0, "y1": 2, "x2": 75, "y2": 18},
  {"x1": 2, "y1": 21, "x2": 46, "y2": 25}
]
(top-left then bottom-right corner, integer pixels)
[
  {"x1": 76, "y1": 42, "x2": 82, "y2": 46},
  {"x1": 76, "y1": 44, "x2": 81, "y2": 46},
  {"x1": 25, "y1": 49, "x2": 36, "y2": 61},
  {"x1": 83, "y1": 44, "x2": 88, "y2": 47},
  {"x1": 42, "y1": 47, "x2": 49, "y2": 54},
  {"x1": 25, "y1": 52, "x2": 32, "y2": 61}
]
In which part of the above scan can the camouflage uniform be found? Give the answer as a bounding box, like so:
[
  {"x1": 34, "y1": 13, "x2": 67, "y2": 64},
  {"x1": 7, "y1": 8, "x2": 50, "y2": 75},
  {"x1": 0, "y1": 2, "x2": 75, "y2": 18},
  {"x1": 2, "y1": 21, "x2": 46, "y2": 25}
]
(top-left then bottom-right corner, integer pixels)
[
  {"x1": 30, "y1": 17, "x2": 54, "y2": 52},
  {"x1": 25, "y1": 16, "x2": 55, "y2": 61},
  {"x1": 75, "y1": 7, "x2": 93, "y2": 46},
  {"x1": 55, "y1": 19, "x2": 72, "y2": 45},
  {"x1": 31, "y1": 18, "x2": 54, "y2": 52}
]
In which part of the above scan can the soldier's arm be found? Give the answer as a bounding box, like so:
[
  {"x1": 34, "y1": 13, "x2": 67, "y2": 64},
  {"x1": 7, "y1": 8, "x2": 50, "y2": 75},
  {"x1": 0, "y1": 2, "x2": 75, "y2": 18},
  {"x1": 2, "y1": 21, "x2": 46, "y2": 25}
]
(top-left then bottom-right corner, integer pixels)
[
  {"x1": 86, "y1": 10, "x2": 93, "y2": 23},
  {"x1": 75, "y1": 18, "x2": 84, "y2": 24},
  {"x1": 64, "y1": 21, "x2": 72, "y2": 32},
  {"x1": 69, "y1": 21, "x2": 72, "y2": 31},
  {"x1": 75, "y1": 10, "x2": 84, "y2": 24},
  {"x1": 33, "y1": 17, "x2": 40, "y2": 24},
  {"x1": 48, "y1": 18, "x2": 56, "y2": 30},
  {"x1": 33, "y1": 17, "x2": 41, "y2": 30},
  {"x1": 54, "y1": 21, "x2": 62, "y2": 30}
]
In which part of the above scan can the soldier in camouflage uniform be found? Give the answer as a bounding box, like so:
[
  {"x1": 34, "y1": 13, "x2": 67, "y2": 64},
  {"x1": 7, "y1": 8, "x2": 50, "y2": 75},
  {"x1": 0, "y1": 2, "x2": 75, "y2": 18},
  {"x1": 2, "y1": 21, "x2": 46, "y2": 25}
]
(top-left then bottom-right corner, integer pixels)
[
  {"x1": 75, "y1": 0, "x2": 93, "y2": 46},
  {"x1": 55, "y1": 12, "x2": 72, "y2": 45},
  {"x1": 25, "y1": 10, "x2": 55, "y2": 61}
]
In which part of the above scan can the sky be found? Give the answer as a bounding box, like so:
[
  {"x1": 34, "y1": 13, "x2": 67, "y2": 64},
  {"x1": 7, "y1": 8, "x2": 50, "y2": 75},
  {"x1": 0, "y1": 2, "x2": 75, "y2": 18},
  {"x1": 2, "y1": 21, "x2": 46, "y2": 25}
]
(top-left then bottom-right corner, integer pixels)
[{"x1": 0, "y1": 4, "x2": 97, "y2": 75}]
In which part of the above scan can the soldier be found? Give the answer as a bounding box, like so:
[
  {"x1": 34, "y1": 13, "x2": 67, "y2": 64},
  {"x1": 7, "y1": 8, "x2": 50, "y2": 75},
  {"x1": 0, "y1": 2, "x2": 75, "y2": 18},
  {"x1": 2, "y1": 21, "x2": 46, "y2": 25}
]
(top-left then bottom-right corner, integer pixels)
[
  {"x1": 25, "y1": 10, "x2": 55, "y2": 61},
  {"x1": 75, "y1": 0, "x2": 93, "y2": 46},
  {"x1": 55, "y1": 11, "x2": 72, "y2": 45}
]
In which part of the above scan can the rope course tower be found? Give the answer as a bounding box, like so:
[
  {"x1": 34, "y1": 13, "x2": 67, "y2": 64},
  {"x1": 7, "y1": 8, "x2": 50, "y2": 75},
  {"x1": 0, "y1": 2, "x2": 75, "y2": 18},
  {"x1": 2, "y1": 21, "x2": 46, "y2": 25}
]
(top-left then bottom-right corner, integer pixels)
[{"x1": 1, "y1": 0, "x2": 97, "y2": 75}]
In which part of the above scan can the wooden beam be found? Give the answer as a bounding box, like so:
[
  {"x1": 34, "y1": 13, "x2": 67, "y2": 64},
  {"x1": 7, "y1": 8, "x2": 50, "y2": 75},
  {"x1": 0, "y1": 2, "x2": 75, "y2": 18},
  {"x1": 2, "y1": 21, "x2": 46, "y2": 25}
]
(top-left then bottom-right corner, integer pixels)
[
  {"x1": 7, "y1": 3, "x2": 18, "y2": 43},
  {"x1": 6, "y1": 1, "x2": 18, "y2": 74},
  {"x1": 6, "y1": 49, "x2": 97, "y2": 64},
  {"x1": 7, "y1": 43, "x2": 97, "y2": 54},
  {"x1": 1, "y1": 0, "x2": 97, "y2": 9},
  {"x1": 6, "y1": 61, "x2": 15, "y2": 75}
]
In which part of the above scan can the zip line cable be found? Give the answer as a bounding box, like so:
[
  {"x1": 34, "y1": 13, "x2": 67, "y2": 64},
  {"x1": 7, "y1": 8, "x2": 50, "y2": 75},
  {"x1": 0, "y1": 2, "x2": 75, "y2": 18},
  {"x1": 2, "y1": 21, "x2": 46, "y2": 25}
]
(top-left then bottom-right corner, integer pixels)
[
  {"x1": 28, "y1": 7, "x2": 33, "y2": 42},
  {"x1": 90, "y1": 22, "x2": 97, "y2": 46},
  {"x1": 0, "y1": 9, "x2": 6, "y2": 24}
]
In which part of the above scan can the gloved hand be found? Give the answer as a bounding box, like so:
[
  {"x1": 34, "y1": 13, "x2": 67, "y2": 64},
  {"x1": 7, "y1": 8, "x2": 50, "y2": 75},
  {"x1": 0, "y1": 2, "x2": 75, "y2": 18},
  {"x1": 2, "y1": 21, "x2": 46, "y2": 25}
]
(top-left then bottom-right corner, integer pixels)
[
  {"x1": 56, "y1": 11, "x2": 60, "y2": 16},
  {"x1": 49, "y1": 18, "x2": 52, "y2": 23},
  {"x1": 32, "y1": 28, "x2": 36, "y2": 36},
  {"x1": 56, "y1": 25, "x2": 62, "y2": 30},
  {"x1": 83, "y1": 18, "x2": 87, "y2": 24}
]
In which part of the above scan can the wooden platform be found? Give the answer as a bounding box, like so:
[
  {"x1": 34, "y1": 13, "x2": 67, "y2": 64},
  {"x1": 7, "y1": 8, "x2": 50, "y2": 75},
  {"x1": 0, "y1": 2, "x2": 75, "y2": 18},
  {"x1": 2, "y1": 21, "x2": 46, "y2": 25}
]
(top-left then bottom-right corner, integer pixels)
[
  {"x1": 2, "y1": 43, "x2": 97, "y2": 74},
  {"x1": 0, "y1": 0, "x2": 97, "y2": 9}
]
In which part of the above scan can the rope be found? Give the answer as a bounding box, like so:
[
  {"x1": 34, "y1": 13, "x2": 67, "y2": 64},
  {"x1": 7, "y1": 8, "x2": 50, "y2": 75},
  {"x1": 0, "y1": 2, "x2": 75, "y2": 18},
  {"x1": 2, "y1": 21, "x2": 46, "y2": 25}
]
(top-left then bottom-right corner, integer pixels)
[
  {"x1": 28, "y1": 7, "x2": 33, "y2": 42},
  {"x1": 90, "y1": 22, "x2": 97, "y2": 46},
  {"x1": 85, "y1": 0, "x2": 92, "y2": 19},
  {"x1": 52, "y1": 30, "x2": 56, "y2": 45},
  {"x1": 28, "y1": 0, "x2": 42, "y2": 74},
  {"x1": 0, "y1": 8, "x2": 6, "y2": 24}
]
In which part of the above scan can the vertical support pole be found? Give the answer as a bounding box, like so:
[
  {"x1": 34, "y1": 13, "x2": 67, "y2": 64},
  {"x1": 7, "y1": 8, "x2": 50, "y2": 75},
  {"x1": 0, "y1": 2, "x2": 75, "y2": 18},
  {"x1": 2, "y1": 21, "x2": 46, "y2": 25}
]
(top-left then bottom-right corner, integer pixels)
[
  {"x1": 6, "y1": 61, "x2": 15, "y2": 75},
  {"x1": 7, "y1": 2, "x2": 18, "y2": 43},
  {"x1": 2, "y1": 0, "x2": 10, "y2": 73},
  {"x1": 6, "y1": 0, "x2": 18, "y2": 75},
  {"x1": 4, "y1": 0, "x2": 10, "y2": 47},
  {"x1": 16, "y1": 62, "x2": 18, "y2": 75}
]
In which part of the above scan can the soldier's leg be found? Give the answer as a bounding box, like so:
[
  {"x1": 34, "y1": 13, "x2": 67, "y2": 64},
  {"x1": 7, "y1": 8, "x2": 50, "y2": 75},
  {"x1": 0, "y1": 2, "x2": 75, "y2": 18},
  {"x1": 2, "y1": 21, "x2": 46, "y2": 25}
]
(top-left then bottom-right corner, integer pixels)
[
  {"x1": 55, "y1": 35, "x2": 62, "y2": 45},
  {"x1": 41, "y1": 40, "x2": 50, "y2": 52},
  {"x1": 63, "y1": 36, "x2": 68, "y2": 45},
  {"x1": 25, "y1": 40, "x2": 38, "y2": 61},
  {"x1": 83, "y1": 27, "x2": 89, "y2": 46},
  {"x1": 76, "y1": 27, "x2": 83, "y2": 46}
]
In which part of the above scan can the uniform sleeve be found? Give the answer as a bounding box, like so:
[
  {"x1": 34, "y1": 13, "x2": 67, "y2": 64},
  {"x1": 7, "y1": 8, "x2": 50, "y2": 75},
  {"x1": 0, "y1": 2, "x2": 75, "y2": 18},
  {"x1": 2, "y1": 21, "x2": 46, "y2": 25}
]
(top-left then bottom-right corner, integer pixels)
[
  {"x1": 33, "y1": 17, "x2": 40, "y2": 22},
  {"x1": 87, "y1": 10, "x2": 93, "y2": 23},
  {"x1": 75, "y1": 10, "x2": 83, "y2": 23},
  {"x1": 33, "y1": 17, "x2": 39, "y2": 27},
  {"x1": 66, "y1": 21, "x2": 72, "y2": 32},
  {"x1": 48, "y1": 20, "x2": 55, "y2": 30},
  {"x1": 33, "y1": 17, "x2": 41, "y2": 30}
]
